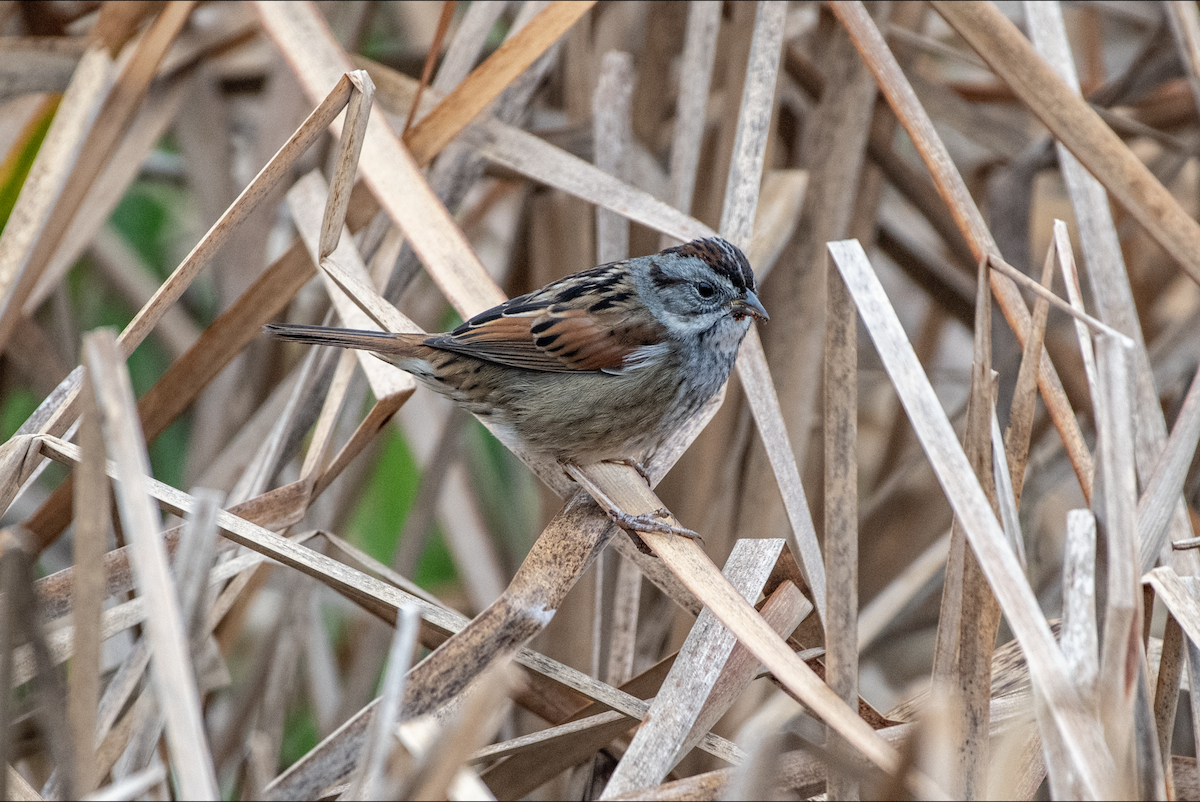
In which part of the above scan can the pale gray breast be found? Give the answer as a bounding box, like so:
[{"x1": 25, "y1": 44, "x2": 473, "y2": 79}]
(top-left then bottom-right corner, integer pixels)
[{"x1": 494, "y1": 349, "x2": 688, "y2": 461}]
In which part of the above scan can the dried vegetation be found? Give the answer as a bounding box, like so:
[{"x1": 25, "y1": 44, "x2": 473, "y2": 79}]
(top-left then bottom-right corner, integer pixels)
[{"x1": 1, "y1": 1, "x2": 1200, "y2": 799}]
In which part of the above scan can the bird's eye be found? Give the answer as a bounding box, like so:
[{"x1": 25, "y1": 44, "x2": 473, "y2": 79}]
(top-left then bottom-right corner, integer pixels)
[{"x1": 696, "y1": 282, "x2": 715, "y2": 298}]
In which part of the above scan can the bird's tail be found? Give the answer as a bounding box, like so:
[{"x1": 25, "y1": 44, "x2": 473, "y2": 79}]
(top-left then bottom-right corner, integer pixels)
[{"x1": 264, "y1": 323, "x2": 425, "y2": 358}]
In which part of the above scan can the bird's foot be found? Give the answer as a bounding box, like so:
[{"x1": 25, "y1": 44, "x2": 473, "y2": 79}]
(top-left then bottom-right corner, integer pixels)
[{"x1": 608, "y1": 507, "x2": 702, "y2": 544}]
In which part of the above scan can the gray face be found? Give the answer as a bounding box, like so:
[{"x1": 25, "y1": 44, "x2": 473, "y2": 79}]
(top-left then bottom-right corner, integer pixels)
[{"x1": 638, "y1": 253, "x2": 745, "y2": 336}]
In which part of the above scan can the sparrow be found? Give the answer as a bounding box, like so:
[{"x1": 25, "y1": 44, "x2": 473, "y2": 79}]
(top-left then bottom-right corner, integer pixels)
[{"x1": 266, "y1": 237, "x2": 766, "y2": 540}]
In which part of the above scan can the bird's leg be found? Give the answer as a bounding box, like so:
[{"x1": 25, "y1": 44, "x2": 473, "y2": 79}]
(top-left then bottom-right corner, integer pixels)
[
  {"x1": 608, "y1": 507, "x2": 703, "y2": 544},
  {"x1": 559, "y1": 460, "x2": 699, "y2": 548},
  {"x1": 602, "y1": 457, "x2": 652, "y2": 486}
]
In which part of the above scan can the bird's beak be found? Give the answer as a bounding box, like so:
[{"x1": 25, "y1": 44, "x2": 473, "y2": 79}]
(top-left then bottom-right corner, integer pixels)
[{"x1": 731, "y1": 290, "x2": 769, "y2": 322}]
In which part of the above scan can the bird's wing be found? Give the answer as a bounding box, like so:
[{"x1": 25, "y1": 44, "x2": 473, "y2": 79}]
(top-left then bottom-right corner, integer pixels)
[{"x1": 425, "y1": 278, "x2": 667, "y2": 373}]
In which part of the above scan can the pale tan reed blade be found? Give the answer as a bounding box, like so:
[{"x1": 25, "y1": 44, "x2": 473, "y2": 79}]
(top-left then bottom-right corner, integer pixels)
[
  {"x1": 1055, "y1": 224, "x2": 1101, "y2": 404},
  {"x1": 1062, "y1": 509, "x2": 1099, "y2": 709},
  {"x1": 604, "y1": 553, "x2": 641, "y2": 686},
  {"x1": 81, "y1": 330, "x2": 218, "y2": 800},
  {"x1": 1049, "y1": 506, "x2": 1102, "y2": 797},
  {"x1": 86, "y1": 761, "x2": 167, "y2": 802},
  {"x1": 1, "y1": 538, "x2": 78, "y2": 799},
  {"x1": 403, "y1": 1, "x2": 595, "y2": 166},
  {"x1": 736, "y1": 328, "x2": 825, "y2": 624},
  {"x1": 718, "y1": 0, "x2": 787, "y2": 247},
  {"x1": 1142, "y1": 370, "x2": 1200, "y2": 558},
  {"x1": 0, "y1": 45, "x2": 114, "y2": 357},
  {"x1": 594, "y1": 51, "x2": 634, "y2": 265},
  {"x1": 989, "y1": 404, "x2": 1025, "y2": 572},
  {"x1": 470, "y1": 709, "x2": 632, "y2": 766},
  {"x1": 748, "y1": 170, "x2": 808, "y2": 279},
  {"x1": 296, "y1": 350, "x2": 359, "y2": 484},
  {"x1": 1093, "y1": 335, "x2": 1160, "y2": 798},
  {"x1": 1003, "y1": 237, "x2": 1057, "y2": 511},
  {"x1": 680, "y1": 579, "x2": 811, "y2": 751},
  {"x1": 932, "y1": 1, "x2": 1200, "y2": 291},
  {"x1": 0, "y1": 436, "x2": 39, "y2": 544},
  {"x1": 349, "y1": 605, "x2": 422, "y2": 801},
  {"x1": 320, "y1": 71, "x2": 376, "y2": 261},
  {"x1": 1147, "y1": 570, "x2": 1200, "y2": 653},
  {"x1": 1155, "y1": 617, "x2": 1187, "y2": 794},
  {"x1": 591, "y1": 48, "x2": 634, "y2": 687},
  {"x1": 829, "y1": 0, "x2": 1094, "y2": 502},
  {"x1": 431, "y1": 1, "x2": 510, "y2": 96},
  {"x1": 825, "y1": 243, "x2": 860, "y2": 801},
  {"x1": 933, "y1": 254, "x2": 1002, "y2": 798},
  {"x1": 827, "y1": 237, "x2": 1115, "y2": 796},
  {"x1": 372, "y1": 688, "x2": 495, "y2": 800},
  {"x1": 601, "y1": 539, "x2": 792, "y2": 798},
  {"x1": 931, "y1": 256, "x2": 988, "y2": 696},
  {"x1": 662, "y1": 0, "x2": 721, "y2": 232},
  {"x1": 1167, "y1": 0, "x2": 1200, "y2": 113},
  {"x1": 67, "y1": 378, "x2": 108, "y2": 796},
  {"x1": 465, "y1": 118, "x2": 717, "y2": 238},
  {"x1": 175, "y1": 489, "x2": 222, "y2": 641},
  {"x1": 987, "y1": 252, "x2": 1125, "y2": 342}
]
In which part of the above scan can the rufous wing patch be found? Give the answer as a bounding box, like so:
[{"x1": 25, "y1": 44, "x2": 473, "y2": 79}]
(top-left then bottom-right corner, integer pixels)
[
  {"x1": 531, "y1": 309, "x2": 659, "y2": 371},
  {"x1": 426, "y1": 306, "x2": 665, "y2": 373}
]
